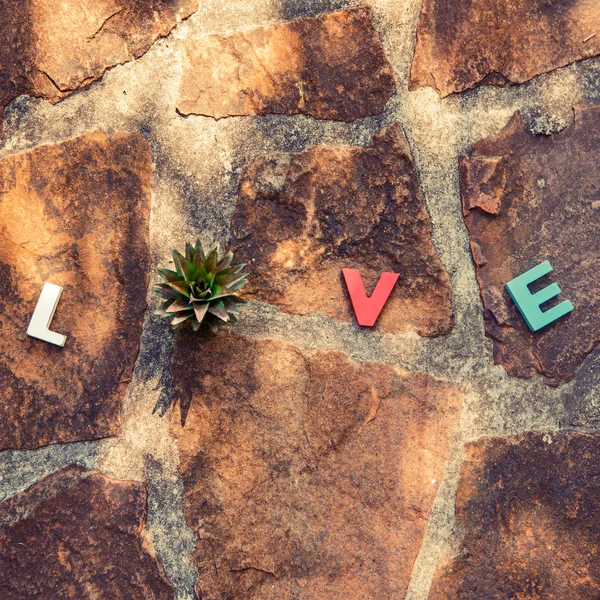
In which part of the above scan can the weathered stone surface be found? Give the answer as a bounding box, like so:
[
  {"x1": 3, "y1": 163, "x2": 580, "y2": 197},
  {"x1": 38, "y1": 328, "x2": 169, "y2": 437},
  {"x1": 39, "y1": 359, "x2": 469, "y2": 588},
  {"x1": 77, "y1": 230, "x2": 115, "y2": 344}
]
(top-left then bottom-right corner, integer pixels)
[
  {"x1": 0, "y1": 465, "x2": 173, "y2": 599},
  {"x1": 410, "y1": 0, "x2": 600, "y2": 97},
  {"x1": 229, "y1": 123, "x2": 453, "y2": 335},
  {"x1": 177, "y1": 6, "x2": 395, "y2": 121},
  {"x1": 171, "y1": 332, "x2": 463, "y2": 600},
  {"x1": 0, "y1": 0, "x2": 197, "y2": 115},
  {"x1": 0, "y1": 131, "x2": 151, "y2": 449},
  {"x1": 461, "y1": 106, "x2": 600, "y2": 384},
  {"x1": 429, "y1": 431, "x2": 600, "y2": 599}
]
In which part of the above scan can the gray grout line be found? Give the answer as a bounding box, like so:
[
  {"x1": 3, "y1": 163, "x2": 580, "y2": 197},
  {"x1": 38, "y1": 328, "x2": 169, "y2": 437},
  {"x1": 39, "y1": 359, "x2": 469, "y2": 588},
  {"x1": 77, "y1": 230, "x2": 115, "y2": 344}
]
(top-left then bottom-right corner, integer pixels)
[
  {"x1": 0, "y1": 442, "x2": 100, "y2": 504},
  {"x1": 146, "y1": 458, "x2": 200, "y2": 600}
]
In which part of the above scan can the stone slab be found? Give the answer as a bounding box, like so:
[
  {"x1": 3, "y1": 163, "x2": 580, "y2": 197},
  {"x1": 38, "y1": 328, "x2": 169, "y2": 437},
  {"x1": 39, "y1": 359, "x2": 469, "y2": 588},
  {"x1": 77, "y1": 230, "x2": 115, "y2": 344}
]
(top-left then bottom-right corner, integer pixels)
[
  {"x1": 430, "y1": 431, "x2": 600, "y2": 599},
  {"x1": 229, "y1": 123, "x2": 454, "y2": 335},
  {"x1": 0, "y1": 465, "x2": 173, "y2": 599},
  {"x1": 177, "y1": 6, "x2": 395, "y2": 121},
  {"x1": 410, "y1": 0, "x2": 600, "y2": 97},
  {"x1": 0, "y1": 0, "x2": 197, "y2": 115},
  {"x1": 171, "y1": 331, "x2": 463, "y2": 599},
  {"x1": 0, "y1": 131, "x2": 151, "y2": 449},
  {"x1": 461, "y1": 106, "x2": 600, "y2": 384}
]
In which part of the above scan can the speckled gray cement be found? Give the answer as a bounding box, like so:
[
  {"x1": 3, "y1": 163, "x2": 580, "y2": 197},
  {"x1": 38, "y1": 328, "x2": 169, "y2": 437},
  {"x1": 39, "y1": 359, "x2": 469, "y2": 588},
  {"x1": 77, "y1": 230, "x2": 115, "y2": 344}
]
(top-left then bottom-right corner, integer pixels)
[{"x1": 1, "y1": 1, "x2": 599, "y2": 598}]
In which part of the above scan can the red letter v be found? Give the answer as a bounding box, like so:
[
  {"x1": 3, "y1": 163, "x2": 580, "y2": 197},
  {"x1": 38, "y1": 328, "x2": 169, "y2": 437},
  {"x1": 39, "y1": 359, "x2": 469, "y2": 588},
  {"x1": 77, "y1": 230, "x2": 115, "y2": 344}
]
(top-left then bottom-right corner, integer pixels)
[{"x1": 342, "y1": 268, "x2": 399, "y2": 327}]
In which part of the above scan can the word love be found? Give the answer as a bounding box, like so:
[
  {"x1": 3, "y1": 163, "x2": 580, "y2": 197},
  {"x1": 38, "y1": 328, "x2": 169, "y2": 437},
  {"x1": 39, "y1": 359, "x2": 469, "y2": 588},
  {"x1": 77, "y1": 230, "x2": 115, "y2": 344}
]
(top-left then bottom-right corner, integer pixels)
[{"x1": 27, "y1": 261, "x2": 574, "y2": 347}]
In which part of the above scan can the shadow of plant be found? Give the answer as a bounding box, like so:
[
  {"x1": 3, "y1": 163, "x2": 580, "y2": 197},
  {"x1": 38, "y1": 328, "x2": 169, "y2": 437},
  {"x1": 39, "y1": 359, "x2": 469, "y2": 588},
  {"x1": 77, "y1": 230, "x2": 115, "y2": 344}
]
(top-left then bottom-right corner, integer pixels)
[{"x1": 153, "y1": 328, "x2": 216, "y2": 426}]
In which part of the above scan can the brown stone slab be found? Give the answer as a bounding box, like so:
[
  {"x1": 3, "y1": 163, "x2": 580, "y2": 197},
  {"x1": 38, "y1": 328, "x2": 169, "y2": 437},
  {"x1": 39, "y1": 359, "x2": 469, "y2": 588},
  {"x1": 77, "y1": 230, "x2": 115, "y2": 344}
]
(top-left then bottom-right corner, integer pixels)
[
  {"x1": 429, "y1": 432, "x2": 600, "y2": 600},
  {"x1": 228, "y1": 123, "x2": 453, "y2": 335},
  {"x1": 0, "y1": 465, "x2": 173, "y2": 599},
  {"x1": 171, "y1": 331, "x2": 463, "y2": 600},
  {"x1": 0, "y1": 0, "x2": 197, "y2": 115},
  {"x1": 461, "y1": 106, "x2": 600, "y2": 384},
  {"x1": 410, "y1": 0, "x2": 600, "y2": 97},
  {"x1": 0, "y1": 131, "x2": 151, "y2": 449},
  {"x1": 177, "y1": 6, "x2": 395, "y2": 121}
]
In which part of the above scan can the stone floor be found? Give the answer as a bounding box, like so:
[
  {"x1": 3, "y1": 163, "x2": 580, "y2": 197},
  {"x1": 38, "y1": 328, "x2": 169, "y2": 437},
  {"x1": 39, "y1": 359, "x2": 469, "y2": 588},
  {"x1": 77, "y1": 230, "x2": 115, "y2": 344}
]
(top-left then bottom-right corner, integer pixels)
[{"x1": 1, "y1": 1, "x2": 599, "y2": 599}]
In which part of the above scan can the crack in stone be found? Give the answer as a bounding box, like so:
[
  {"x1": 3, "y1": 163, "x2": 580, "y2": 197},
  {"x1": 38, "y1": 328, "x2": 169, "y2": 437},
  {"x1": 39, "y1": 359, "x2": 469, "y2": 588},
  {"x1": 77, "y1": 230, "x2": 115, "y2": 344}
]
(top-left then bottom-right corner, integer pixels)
[{"x1": 87, "y1": 7, "x2": 126, "y2": 42}]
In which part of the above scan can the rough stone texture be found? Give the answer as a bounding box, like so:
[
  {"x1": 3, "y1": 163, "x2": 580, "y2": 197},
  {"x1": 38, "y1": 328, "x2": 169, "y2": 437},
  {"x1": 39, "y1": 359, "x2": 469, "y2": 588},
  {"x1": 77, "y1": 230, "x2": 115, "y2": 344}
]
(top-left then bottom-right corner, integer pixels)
[
  {"x1": 229, "y1": 123, "x2": 454, "y2": 335},
  {"x1": 461, "y1": 105, "x2": 600, "y2": 384},
  {"x1": 429, "y1": 431, "x2": 600, "y2": 599},
  {"x1": 171, "y1": 331, "x2": 463, "y2": 600},
  {"x1": 0, "y1": 0, "x2": 197, "y2": 116},
  {"x1": 0, "y1": 131, "x2": 151, "y2": 449},
  {"x1": 0, "y1": 464, "x2": 173, "y2": 599},
  {"x1": 410, "y1": 0, "x2": 600, "y2": 97},
  {"x1": 177, "y1": 6, "x2": 395, "y2": 121},
  {"x1": 2, "y1": 0, "x2": 600, "y2": 598}
]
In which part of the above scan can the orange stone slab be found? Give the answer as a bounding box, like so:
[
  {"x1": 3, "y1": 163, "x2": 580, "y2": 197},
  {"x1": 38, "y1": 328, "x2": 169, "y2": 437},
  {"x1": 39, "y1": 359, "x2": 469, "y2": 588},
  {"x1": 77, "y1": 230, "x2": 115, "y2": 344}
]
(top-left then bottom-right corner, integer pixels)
[
  {"x1": 410, "y1": 0, "x2": 600, "y2": 97},
  {"x1": 461, "y1": 106, "x2": 600, "y2": 384},
  {"x1": 429, "y1": 432, "x2": 600, "y2": 599},
  {"x1": 177, "y1": 6, "x2": 395, "y2": 121},
  {"x1": 0, "y1": 465, "x2": 173, "y2": 599},
  {"x1": 229, "y1": 123, "x2": 453, "y2": 335},
  {"x1": 171, "y1": 332, "x2": 463, "y2": 600},
  {"x1": 0, "y1": 0, "x2": 197, "y2": 114},
  {"x1": 0, "y1": 131, "x2": 151, "y2": 449}
]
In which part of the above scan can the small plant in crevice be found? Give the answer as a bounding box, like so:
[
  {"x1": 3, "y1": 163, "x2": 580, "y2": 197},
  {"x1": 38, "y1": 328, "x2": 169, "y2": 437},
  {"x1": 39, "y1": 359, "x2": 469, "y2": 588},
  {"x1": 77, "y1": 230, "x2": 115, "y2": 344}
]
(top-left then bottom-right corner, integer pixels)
[{"x1": 153, "y1": 239, "x2": 248, "y2": 332}]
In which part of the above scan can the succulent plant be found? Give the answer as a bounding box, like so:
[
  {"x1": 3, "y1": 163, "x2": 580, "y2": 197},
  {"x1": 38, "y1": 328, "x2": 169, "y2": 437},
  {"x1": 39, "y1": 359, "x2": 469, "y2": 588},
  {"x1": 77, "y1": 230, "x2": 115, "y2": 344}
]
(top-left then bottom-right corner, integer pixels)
[{"x1": 153, "y1": 240, "x2": 248, "y2": 332}]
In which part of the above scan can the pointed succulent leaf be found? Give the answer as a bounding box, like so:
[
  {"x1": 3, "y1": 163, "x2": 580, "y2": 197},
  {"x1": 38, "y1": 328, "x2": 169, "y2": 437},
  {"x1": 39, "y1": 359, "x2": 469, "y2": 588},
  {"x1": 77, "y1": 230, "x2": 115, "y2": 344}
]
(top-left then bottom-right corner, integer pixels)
[
  {"x1": 216, "y1": 263, "x2": 246, "y2": 277},
  {"x1": 193, "y1": 249, "x2": 207, "y2": 278},
  {"x1": 154, "y1": 299, "x2": 175, "y2": 316},
  {"x1": 165, "y1": 298, "x2": 194, "y2": 313},
  {"x1": 207, "y1": 319, "x2": 219, "y2": 333},
  {"x1": 215, "y1": 272, "x2": 248, "y2": 286},
  {"x1": 195, "y1": 263, "x2": 207, "y2": 280},
  {"x1": 185, "y1": 242, "x2": 199, "y2": 280},
  {"x1": 172, "y1": 313, "x2": 194, "y2": 326},
  {"x1": 210, "y1": 288, "x2": 239, "y2": 301},
  {"x1": 194, "y1": 238, "x2": 206, "y2": 262},
  {"x1": 158, "y1": 268, "x2": 182, "y2": 283},
  {"x1": 158, "y1": 298, "x2": 174, "y2": 310},
  {"x1": 184, "y1": 258, "x2": 196, "y2": 281},
  {"x1": 221, "y1": 295, "x2": 247, "y2": 306},
  {"x1": 204, "y1": 246, "x2": 219, "y2": 274},
  {"x1": 185, "y1": 242, "x2": 195, "y2": 262},
  {"x1": 208, "y1": 300, "x2": 229, "y2": 322},
  {"x1": 153, "y1": 284, "x2": 181, "y2": 300},
  {"x1": 223, "y1": 297, "x2": 242, "y2": 314},
  {"x1": 191, "y1": 320, "x2": 202, "y2": 331},
  {"x1": 217, "y1": 252, "x2": 233, "y2": 271},
  {"x1": 229, "y1": 263, "x2": 247, "y2": 275},
  {"x1": 225, "y1": 275, "x2": 248, "y2": 292},
  {"x1": 167, "y1": 280, "x2": 191, "y2": 297},
  {"x1": 171, "y1": 249, "x2": 185, "y2": 278},
  {"x1": 214, "y1": 273, "x2": 237, "y2": 286},
  {"x1": 193, "y1": 302, "x2": 209, "y2": 323},
  {"x1": 172, "y1": 249, "x2": 195, "y2": 281}
]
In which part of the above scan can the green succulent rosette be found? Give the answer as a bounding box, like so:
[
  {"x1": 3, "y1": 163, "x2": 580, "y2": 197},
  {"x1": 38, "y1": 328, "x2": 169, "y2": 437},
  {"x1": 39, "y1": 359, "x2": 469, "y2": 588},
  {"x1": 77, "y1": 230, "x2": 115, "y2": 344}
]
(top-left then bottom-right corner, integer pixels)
[{"x1": 153, "y1": 240, "x2": 248, "y2": 332}]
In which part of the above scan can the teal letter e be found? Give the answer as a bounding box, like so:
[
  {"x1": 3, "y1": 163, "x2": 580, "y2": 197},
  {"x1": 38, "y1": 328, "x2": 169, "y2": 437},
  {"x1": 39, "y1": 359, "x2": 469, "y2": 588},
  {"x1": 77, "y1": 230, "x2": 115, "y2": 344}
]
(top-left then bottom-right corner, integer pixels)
[{"x1": 505, "y1": 261, "x2": 574, "y2": 332}]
